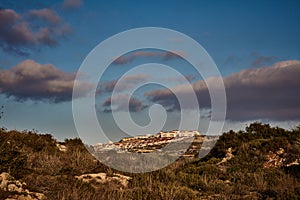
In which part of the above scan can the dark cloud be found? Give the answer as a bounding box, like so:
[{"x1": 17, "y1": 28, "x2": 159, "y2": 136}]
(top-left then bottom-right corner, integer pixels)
[
  {"x1": 0, "y1": 60, "x2": 93, "y2": 103},
  {"x1": 97, "y1": 74, "x2": 151, "y2": 94},
  {"x1": 145, "y1": 80, "x2": 208, "y2": 112},
  {"x1": 112, "y1": 51, "x2": 185, "y2": 65},
  {"x1": 102, "y1": 94, "x2": 148, "y2": 113},
  {"x1": 63, "y1": 0, "x2": 83, "y2": 9},
  {"x1": 0, "y1": 8, "x2": 71, "y2": 55},
  {"x1": 145, "y1": 88, "x2": 180, "y2": 112},
  {"x1": 146, "y1": 60, "x2": 300, "y2": 121}
]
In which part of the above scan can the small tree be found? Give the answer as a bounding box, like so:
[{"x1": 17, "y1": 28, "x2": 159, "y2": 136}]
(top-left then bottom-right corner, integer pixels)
[{"x1": 0, "y1": 106, "x2": 3, "y2": 120}]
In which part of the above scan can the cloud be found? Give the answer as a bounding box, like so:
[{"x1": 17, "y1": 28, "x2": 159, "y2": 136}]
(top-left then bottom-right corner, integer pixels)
[
  {"x1": 145, "y1": 88, "x2": 180, "y2": 112},
  {"x1": 251, "y1": 52, "x2": 276, "y2": 67},
  {"x1": 63, "y1": 0, "x2": 83, "y2": 8},
  {"x1": 0, "y1": 8, "x2": 71, "y2": 55},
  {"x1": 224, "y1": 55, "x2": 240, "y2": 65},
  {"x1": 102, "y1": 94, "x2": 148, "y2": 113},
  {"x1": 28, "y1": 8, "x2": 61, "y2": 25},
  {"x1": 165, "y1": 74, "x2": 197, "y2": 83},
  {"x1": 112, "y1": 50, "x2": 185, "y2": 65},
  {"x1": 97, "y1": 74, "x2": 151, "y2": 94},
  {"x1": 146, "y1": 60, "x2": 300, "y2": 121},
  {"x1": 0, "y1": 60, "x2": 93, "y2": 103}
]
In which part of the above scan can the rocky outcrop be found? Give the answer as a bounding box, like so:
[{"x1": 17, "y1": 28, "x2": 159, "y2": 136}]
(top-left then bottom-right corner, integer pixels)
[
  {"x1": 217, "y1": 147, "x2": 234, "y2": 165},
  {"x1": 263, "y1": 148, "x2": 300, "y2": 168},
  {"x1": 0, "y1": 172, "x2": 45, "y2": 200},
  {"x1": 75, "y1": 172, "x2": 132, "y2": 188},
  {"x1": 263, "y1": 148, "x2": 286, "y2": 168},
  {"x1": 56, "y1": 143, "x2": 67, "y2": 152}
]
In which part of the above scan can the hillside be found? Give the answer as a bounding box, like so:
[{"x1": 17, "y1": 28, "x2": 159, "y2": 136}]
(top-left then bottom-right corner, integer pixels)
[{"x1": 0, "y1": 123, "x2": 300, "y2": 199}]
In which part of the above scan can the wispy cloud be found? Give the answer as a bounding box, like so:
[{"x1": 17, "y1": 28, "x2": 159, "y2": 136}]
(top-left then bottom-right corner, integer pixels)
[
  {"x1": 63, "y1": 0, "x2": 83, "y2": 9},
  {"x1": 251, "y1": 52, "x2": 276, "y2": 67},
  {"x1": 224, "y1": 55, "x2": 240, "y2": 65},
  {"x1": 0, "y1": 60, "x2": 93, "y2": 103},
  {"x1": 112, "y1": 50, "x2": 185, "y2": 65},
  {"x1": 165, "y1": 74, "x2": 197, "y2": 83}
]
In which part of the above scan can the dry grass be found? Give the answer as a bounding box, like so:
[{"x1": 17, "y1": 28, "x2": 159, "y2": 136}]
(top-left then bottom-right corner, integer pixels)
[{"x1": 1, "y1": 123, "x2": 300, "y2": 199}]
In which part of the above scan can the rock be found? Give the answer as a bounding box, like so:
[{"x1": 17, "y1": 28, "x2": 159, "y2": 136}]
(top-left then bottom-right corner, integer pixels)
[
  {"x1": 0, "y1": 179, "x2": 9, "y2": 190},
  {"x1": 15, "y1": 180, "x2": 22, "y2": 187},
  {"x1": 286, "y1": 159, "x2": 300, "y2": 167},
  {"x1": 75, "y1": 172, "x2": 132, "y2": 188},
  {"x1": 33, "y1": 192, "x2": 46, "y2": 200},
  {"x1": 5, "y1": 192, "x2": 45, "y2": 200},
  {"x1": 217, "y1": 147, "x2": 234, "y2": 165},
  {"x1": 8, "y1": 183, "x2": 22, "y2": 193},
  {"x1": 264, "y1": 148, "x2": 286, "y2": 168},
  {"x1": 6, "y1": 194, "x2": 33, "y2": 200},
  {"x1": 111, "y1": 173, "x2": 132, "y2": 187},
  {"x1": 0, "y1": 172, "x2": 45, "y2": 200},
  {"x1": 264, "y1": 148, "x2": 300, "y2": 168},
  {"x1": 0, "y1": 172, "x2": 12, "y2": 181},
  {"x1": 0, "y1": 172, "x2": 12, "y2": 190},
  {"x1": 56, "y1": 143, "x2": 67, "y2": 152}
]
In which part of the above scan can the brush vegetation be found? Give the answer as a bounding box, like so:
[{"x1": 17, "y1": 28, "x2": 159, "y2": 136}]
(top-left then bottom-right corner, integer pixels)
[{"x1": 0, "y1": 123, "x2": 300, "y2": 199}]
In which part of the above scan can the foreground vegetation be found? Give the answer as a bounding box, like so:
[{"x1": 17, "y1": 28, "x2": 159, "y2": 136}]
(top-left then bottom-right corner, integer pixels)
[{"x1": 0, "y1": 123, "x2": 300, "y2": 199}]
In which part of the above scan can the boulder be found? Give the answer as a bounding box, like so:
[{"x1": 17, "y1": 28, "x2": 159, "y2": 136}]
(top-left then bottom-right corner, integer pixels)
[{"x1": 0, "y1": 172, "x2": 45, "y2": 200}]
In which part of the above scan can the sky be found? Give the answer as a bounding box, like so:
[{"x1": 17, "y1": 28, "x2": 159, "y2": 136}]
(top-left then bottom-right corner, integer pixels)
[{"x1": 0, "y1": 0, "x2": 299, "y2": 144}]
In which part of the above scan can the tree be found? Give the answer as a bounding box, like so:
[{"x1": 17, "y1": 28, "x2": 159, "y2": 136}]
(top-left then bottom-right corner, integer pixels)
[{"x1": 0, "y1": 106, "x2": 3, "y2": 120}]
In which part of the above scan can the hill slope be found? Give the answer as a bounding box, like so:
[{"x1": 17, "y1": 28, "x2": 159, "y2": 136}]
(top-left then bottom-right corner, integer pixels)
[{"x1": 0, "y1": 123, "x2": 300, "y2": 199}]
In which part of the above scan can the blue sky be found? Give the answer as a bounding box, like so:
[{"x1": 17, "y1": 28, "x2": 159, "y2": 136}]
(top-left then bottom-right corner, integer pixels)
[{"x1": 0, "y1": 0, "x2": 299, "y2": 143}]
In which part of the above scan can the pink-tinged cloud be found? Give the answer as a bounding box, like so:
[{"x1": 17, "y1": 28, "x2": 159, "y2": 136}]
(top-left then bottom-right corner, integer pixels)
[
  {"x1": 146, "y1": 60, "x2": 300, "y2": 121},
  {"x1": 0, "y1": 8, "x2": 71, "y2": 55},
  {"x1": 112, "y1": 50, "x2": 185, "y2": 65},
  {"x1": 63, "y1": 0, "x2": 83, "y2": 8},
  {"x1": 0, "y1": 8, "x2": 19, "y2": 26},
  {"x1": 28, "y1": 8, "x2": 61, "y2": 25},
  {"x1": 102, "y1": 94, "x2": 148, "y2": 113},
  {"x1": 97, "y1": 74, "x2": 151, "y2": 94},
  {"x1": 0, "y1": 60, "x2": 93, "y2": 103}
]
